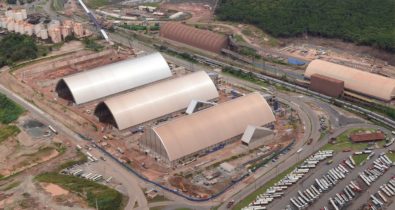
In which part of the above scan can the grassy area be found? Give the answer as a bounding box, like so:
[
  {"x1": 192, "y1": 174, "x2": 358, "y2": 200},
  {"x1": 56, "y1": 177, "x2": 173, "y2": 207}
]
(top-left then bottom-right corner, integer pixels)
[
  {"x1": 2, "y1": 181, "x2": 21, "y2": 191},
  {"x1": 0, "y1": 94, "x2": 24, "y2": 124},
  {"x1": 86, "y1": 0, "x2": 111, "y2": 8},
  {"x1": 147, "y1": 195, "x2": 169, "y2": 203},
  {"x1": 83, "y1": 38, "x2": 104, "y2": 52},
  {"x1": 58, "y1": 150, "x2": 88, "y2": 171},
  {"x1": 36, "y1": 172, "x2": 123, "y2": 210},
  {"x1": 222, "y1": 67, "x2": 268, "y2": 88},
  {"x1": 0, "y1": 34, "x2": 38, "y2": 68},
  {"x1": 120, "y1": 24, "x2": 160, "y2": 31},
  {"x1": 0, "y1": 125, "x2": 20, "y2": 143},
  {"x1": 321, "y1": 128, "x2": 376, "y2": 152},
  {"x1": 51, "y1": 0, "x2": 64, "y2": 11},
  {"x1": 387, "y1": 151, "x2": 395, "y2": 162},
  {"x1": 17, "y1": 147, "x2": 57, "y2": 168},
  {"x1": 233, "y1": 159, "x2": 303, "y2": 210},
  {"x1": 353, "y1": 154, "x2": 369, "y2": 166}
]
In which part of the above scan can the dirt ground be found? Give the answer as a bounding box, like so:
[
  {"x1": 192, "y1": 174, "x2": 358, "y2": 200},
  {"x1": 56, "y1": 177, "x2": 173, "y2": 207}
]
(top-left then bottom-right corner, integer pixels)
[
  {"x1": 0, "y1": 38, "x2": 306, "y2": 197},
  {"x1": 0, "y1": 116, "x2": 64, "y2": 177},
  {"x1": 160, "y1": 2, "x2": 214, "y2": 22},
  {"x1": 0, "y1": 176, "x2": 92, "y2": 210},
  {"x1": 281, "y1": 36, "x2": 395, "y2": 66}
]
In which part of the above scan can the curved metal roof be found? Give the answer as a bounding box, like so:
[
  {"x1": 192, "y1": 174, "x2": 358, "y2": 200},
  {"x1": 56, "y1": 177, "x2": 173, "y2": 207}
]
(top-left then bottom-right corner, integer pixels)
[
  {"x1": 97, "y1": 71, "x2": 219, "y2": 130},
  {"x1": 58, "y1": 52, "x2": 172, "y2": 104},
  {"x1": 160, "y1": 22, "x2": 228, "y2": 53},
  {"x1": 305, "y1": 60, "x2": 395, "y2": 101},
  {"x1": 152, "y1": 92, "x2": 275, "y2": 162}
]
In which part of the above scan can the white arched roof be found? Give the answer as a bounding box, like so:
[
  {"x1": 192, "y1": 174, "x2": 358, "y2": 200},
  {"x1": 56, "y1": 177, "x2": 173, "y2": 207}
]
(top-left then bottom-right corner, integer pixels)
[
  {"x1": 58, "y1": 52, "x2": 172, "y2": 104},
  {"x1": 305, "y1": 60, "x2": 395, "y2": 101},
  {"x1": 98, "y1": 71, "x2": 219, "y2": 130},
  {"x1": 152, "y1": 92, "x2": 276, "y2": 162}
]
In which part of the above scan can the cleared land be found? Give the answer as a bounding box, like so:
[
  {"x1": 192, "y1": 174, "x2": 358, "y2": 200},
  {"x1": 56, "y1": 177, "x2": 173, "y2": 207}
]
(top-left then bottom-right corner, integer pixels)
[
  {"x1": 216, "y1": 0, "x2": 395, "y2": 52},
  {"x1": 35, "y1": 173, "x2": 124, "y2": 210}
]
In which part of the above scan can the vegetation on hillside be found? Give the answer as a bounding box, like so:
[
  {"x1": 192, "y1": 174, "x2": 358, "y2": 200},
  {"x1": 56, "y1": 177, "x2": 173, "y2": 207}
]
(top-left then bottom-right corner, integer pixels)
[
  {"x1": 82, "y1": 38, "x2": 104, "y2": 52},
  {"x1": 36, "y1": 173, "x2": 123, "y2": 210},
  {"x1": 0, "y1": 34, "x2": 39, "y2": 68},
  {"x1": 216, "y1": 0, "x2": 395, "y2": 52},
  {"x1": 0, "y1": 94, "x2": 24, "y2": 124}
]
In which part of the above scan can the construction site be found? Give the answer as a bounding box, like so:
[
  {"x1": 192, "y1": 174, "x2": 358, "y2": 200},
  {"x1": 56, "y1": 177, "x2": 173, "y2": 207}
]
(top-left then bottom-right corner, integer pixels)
[
  {"x1": 0, "y1": 36, "x2": 304, "y2": 197},
  {"x1": 1, "y1": 0, "x2": 394, "y2": 209}
]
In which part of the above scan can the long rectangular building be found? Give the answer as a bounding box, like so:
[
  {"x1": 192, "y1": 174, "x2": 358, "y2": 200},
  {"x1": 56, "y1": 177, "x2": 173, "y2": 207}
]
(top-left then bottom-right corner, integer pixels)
[{"x1": 141, "y1": 92, "x2": 276, "y2": 166}]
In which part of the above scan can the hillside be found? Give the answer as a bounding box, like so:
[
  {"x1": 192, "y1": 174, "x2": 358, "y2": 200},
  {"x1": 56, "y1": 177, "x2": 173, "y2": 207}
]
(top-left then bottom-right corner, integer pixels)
[
  {"x1": 216, "y1": 0, "x2": 395, "y2": 52},
  {"x1": 0, "y1": 34, "x2": 38, "y2": 68}
]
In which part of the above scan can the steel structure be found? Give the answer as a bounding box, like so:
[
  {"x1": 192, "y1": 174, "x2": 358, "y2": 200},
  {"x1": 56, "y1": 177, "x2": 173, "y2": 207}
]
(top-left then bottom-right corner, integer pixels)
[
  {"x1": 160, "y1": 22, "x2": 229, "y2": 53},
  {"x1": 143, "y1": 92, "x2": 275, "y2": 165},
  {"x1": 305, "y1": 60, "x2": 395, "y2": 101},
  {"x1": 56, "y1": 52, "x2": 172, "y2": 104},
  {"x1": 94, "y1": 71, "x2": 219, "y2": 130}
]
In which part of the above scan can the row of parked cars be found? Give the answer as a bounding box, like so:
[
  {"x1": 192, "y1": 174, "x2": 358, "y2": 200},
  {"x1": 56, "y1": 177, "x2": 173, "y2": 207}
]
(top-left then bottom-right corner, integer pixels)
[
  {"x1": 368, "y1": 177, "x2": 395, "y2": 209},
  {"x1": 290, "y1": 155, "x2": 356, "y2": 210},
  {"x1": 242, "y1": 150, "x2": 334, "y2": 210},
  {"x1": 327, "y1": 153, "x2": 393, "y2": 210}
]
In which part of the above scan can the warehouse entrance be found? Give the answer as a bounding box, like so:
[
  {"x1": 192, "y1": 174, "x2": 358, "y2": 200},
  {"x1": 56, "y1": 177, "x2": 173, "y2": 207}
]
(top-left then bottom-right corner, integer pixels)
[{"x1": 94, "y1": 102, "x2": 118, "y2": 129}]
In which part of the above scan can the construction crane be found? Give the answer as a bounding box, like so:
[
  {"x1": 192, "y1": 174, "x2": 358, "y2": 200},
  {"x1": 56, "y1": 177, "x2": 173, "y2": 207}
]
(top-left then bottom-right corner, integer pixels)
[{"x1": 77, "y1": 0, "x2": 110, "y2": 42}]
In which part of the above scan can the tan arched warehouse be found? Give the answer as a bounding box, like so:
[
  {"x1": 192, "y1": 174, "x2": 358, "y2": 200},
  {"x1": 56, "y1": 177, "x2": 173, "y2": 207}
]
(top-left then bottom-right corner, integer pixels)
[
  {"x1": 94, "y1": 71, "x2": 219, "y2": 130},
  {"x1": 305, "y1": 60, "x2": 395, "y2": 101},
  {"x1": 160, "y1": 22, "x2": 229, "y2": 53},
  {"x1": 55, "y1": 53, "x2": 172, "y2": 104},
  {"x1": 142, "y1": 92, "x2": 276, "y2": 164}
]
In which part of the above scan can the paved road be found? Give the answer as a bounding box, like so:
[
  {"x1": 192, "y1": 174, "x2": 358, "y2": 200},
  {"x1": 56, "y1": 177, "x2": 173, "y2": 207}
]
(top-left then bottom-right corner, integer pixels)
[{"x1": 0, "y1": 83, "x2": 148, "y2": 210}]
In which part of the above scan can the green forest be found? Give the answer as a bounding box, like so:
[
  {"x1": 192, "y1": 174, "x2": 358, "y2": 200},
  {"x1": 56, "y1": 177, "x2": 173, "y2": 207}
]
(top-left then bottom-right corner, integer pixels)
[
  {"x1": 216, "y1": 0, "x2": 395, "y2": 52},
  {"x1": 0, "y1": 34, "x2": 39, "y2": 68}
]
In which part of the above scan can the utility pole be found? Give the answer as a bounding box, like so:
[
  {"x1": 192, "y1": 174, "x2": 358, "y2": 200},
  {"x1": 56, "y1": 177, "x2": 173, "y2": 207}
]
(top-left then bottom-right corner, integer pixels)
[{"x1": 96, "y1": 198, "x2": 99, "y2": 210}]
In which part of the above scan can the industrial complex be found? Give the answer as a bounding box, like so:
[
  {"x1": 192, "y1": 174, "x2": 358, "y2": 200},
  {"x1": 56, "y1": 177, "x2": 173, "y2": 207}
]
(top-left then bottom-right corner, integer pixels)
[
  {"x1": 56, "y1": 52, "x2": 172, "y2": 104},
  {"x1": 160, "y1": 22, "x2": 229, "y2": 53},
  {"x1": 305, "y1": 60, "x2": 395, "y2": 101},
  {"x1": 94, "y1": 71, "x2": 219, "y2": 130},
  {"x1": 1, "y1": 1, "x2": 395, "y2": 210},
  {"x1": 142, "y1": 92, "x2": 276, "y2": 166}
]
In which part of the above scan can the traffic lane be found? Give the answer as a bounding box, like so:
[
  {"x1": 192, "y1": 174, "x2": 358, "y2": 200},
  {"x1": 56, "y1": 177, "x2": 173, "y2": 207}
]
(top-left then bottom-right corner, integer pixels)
[{"x1": 89, "y1": 148, "x2": 148, "y2": 210}]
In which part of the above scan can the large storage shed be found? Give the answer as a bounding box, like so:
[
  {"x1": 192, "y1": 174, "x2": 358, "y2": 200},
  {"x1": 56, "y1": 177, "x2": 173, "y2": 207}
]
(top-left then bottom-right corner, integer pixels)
[
  {"x1": 94, "y1": 71, "x2": 219, "y2": 130},
  {"x1": 142, "y1": 92, "x2": 276, "y2": 166},
  {"x1": 160, "y1": 22, "x2": 228, "y2": 53},
  {"x1": 310, "y1": 74, "x2": 344, "y2": 97},
  {"x1": 55, "y1": 52, "x2": 172, "y2": 104},
  {"x1": 305, "y1": 60, "x2": 395, "y2": 101}
]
